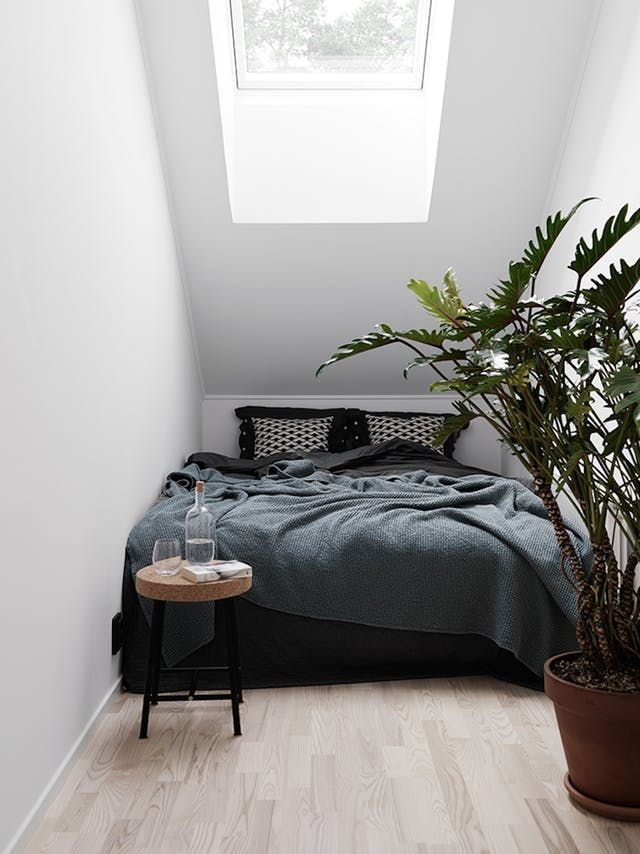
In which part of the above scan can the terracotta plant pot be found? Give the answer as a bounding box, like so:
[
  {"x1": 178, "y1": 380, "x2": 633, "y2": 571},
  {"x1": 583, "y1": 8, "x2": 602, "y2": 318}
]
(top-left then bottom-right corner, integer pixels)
[{"x1": 544, "y1": 651, "x2": 640, "y2": 821}]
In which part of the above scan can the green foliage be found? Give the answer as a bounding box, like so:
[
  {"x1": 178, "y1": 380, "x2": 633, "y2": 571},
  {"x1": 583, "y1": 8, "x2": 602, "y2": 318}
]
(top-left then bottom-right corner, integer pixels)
[
  {"x1": 522, "y1": 198, "x2": 594, "y2": 274},
  {"x1": 487, "y1": 261, "x2": 532, "y2": 311},
  {"x1": 569, "y1": 204, "x2": 640, "y2": 277},
  {"x1": 583, "y1": 258, "x2": 640, "y2": 318},
  {"x1": 319, "y1": 199, "x2": 640, "y2": 677},
  {"x1": 402, "y1": 356, "x2": 430, "y2": 379},
  {"x1": 605, "y1": 366, "x2": 640, "y2": 422},
  {"x1": 565, "y1": 387, "x2": 592, "y2": 426},
  {"x1": 316, "y1": 324, "x2": 449, "y2": 377},
  {"x1": 431, "y1": 408, "x2": 478, "y2": 448},
  {"x1": 316, "y1": 329, "x2": 394, "y2": 376},
  {"x1": 379, "y1": 325, "x2": 449, "y2": 347},
  {"x1": 407, "y1": 269, "x2": 466, "y2": 324}
]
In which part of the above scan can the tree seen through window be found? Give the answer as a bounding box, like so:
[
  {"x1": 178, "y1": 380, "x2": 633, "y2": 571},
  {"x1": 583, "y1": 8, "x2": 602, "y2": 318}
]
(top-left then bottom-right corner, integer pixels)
[{"x1": 240, "y1": 0, "x2": 421, "y2": 75}]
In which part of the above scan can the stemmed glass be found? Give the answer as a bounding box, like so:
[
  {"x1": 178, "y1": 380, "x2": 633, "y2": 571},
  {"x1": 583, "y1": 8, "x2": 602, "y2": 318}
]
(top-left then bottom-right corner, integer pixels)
[{"x1": 152, "y1": 538, "x2": 182, "y2": 576}]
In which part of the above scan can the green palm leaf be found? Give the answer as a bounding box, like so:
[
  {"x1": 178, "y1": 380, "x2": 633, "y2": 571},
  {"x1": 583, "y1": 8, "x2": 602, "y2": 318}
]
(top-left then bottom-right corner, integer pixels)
[
  {"x1": 403, "y1": 356, "x2": 430, "y2": 379},
  {"x1": 487, "y1": 260, "x2": 532, "y2": 311},
  {"x1": 431, "y1": 409, "x2": 478, "y2": 447},
  {"x1": 604, "y1": 366, "x2": 640, "y2": 422},
  {"x1": 383, "y1": 325, "x2": 448, "y2": 347},
  {"x1": 316, "y1": 329, "x2": 394, "y2": 376},
  {"x1": 523, "y1": 198, "x2": 594, "y2": 273},
  {"x1": 602, "y1": 415, "x2": 637, "y2": 455},
  {"x1": 317, "y1": 325, "x2": 449, "y2": 377},
  {"x1": 583, "y1": 257, "x2": 640, "y2": 317},
  {"x1": 407, "y1": 269, "x2": 465, "y2": 324},
  {"x1": 570, "y1": 204, "x2": 640, "y2": 277}
]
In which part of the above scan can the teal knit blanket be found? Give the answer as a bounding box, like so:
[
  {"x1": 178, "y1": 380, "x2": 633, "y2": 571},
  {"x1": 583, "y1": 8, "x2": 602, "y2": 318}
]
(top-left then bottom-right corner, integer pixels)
[{"x1": 127, "y1": 459, "x2": 589, "y2": 673}]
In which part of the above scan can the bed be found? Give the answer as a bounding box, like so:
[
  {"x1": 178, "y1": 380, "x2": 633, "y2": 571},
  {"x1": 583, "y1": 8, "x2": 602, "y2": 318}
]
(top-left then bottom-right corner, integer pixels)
[{"x1": 121, "y1": 435, "x2": 589, "y2": 693}]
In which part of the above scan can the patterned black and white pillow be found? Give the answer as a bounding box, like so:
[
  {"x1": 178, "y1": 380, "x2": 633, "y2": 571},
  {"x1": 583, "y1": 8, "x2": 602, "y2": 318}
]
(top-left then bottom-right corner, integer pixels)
[
  {"x1": 346, "y1": 409, "x2": 461, "y2": 456},
  {"x1": 235, "y1": 406, "x2": 351, "y2": 459},
  {"x1": 252, "y1": 416, "x2": 333, "y2": 458},
  {"x1": 365, "y1": 413, "x2": 447, "y2": 449}
]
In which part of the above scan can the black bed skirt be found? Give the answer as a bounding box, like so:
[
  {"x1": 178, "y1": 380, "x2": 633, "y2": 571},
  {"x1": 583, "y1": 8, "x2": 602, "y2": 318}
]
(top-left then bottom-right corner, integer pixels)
[{"x1": 121, "y1": 565, "x2": 541, "y2": 693}]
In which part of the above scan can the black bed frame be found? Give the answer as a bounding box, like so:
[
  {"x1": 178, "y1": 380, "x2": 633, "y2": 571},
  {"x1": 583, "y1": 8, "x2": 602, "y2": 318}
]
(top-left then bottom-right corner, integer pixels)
[{"x1": 121, "y1": 566, "x2": 541, "y2": 694}]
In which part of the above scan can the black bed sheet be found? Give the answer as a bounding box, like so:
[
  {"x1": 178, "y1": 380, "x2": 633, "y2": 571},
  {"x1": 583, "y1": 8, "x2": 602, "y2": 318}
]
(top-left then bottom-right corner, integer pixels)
[
  {"x1": 182, "y1": 438, "x2": 496, "y2": 481},
  {"x1": 121, "y1": 564, "x2": 540, "y2": 693}
]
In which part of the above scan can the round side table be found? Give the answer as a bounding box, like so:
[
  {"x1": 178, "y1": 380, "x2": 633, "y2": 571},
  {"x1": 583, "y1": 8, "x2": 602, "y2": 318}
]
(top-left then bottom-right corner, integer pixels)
[{"x1": 135, "y1": 564, "x2": 252, "y2": 739}]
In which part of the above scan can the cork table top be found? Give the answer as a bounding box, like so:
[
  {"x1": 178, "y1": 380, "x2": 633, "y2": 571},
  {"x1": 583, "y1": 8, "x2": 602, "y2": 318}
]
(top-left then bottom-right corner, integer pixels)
[{"x1": 135, "y1": 562, "x2": 253, "y2": 603}]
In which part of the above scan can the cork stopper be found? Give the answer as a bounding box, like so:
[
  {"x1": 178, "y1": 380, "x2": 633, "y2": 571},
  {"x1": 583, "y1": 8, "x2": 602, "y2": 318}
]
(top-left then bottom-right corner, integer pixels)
[{"x1": 195, "y1": 480, "x2": 205, "y2": 493}]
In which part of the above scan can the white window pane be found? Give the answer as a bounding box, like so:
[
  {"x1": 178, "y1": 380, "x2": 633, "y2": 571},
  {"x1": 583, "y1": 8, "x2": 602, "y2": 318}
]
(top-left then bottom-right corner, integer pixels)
[{"x1": 236, "y1": 0, "x2": 424, "y2": 77}]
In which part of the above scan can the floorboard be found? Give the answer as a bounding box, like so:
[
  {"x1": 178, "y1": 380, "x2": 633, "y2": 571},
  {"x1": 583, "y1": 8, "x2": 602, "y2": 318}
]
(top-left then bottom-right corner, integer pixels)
[{"x1": 22, "y1": 677, "x2": 640, "y2": 853}]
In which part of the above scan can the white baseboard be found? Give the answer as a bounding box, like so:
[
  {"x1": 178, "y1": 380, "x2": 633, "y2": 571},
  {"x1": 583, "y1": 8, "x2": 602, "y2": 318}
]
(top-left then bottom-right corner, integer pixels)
[
  {"x1": 203, "y1": 394, "x2": 458, "y2": 400},
  {"x1": 6, "y1": 678, "x2": 121, "y2": 854}
]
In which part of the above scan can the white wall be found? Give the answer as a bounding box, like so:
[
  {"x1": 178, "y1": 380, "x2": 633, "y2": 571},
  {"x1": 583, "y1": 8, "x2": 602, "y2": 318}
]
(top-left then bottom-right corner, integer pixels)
[
  {"x1": 539, "y1": 0, "x2": 640, "y2": 291},
  {"x1": 136, "y1": 0, "x2": 599, "y2": 396},
  {"x1": 518, "y1": 0, "x2": 640, "y2": 542},
  {"x1": 202, "y1": 396, "x2": 502, "y2": 473},
  {"x1": 0, "y1": 2, "x2": 202, "y2": 851}
]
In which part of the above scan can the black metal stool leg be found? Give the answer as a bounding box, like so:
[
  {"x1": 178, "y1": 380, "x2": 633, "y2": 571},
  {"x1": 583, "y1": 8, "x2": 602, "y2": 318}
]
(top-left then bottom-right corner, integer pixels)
[
  {"x1": 151, "y1": 603, "x2": 166, "y2": 706},
  {"x1": 188, "y1": 669, "x2": 200, "y2": 700},
  {"x1": 226, "y1": 596, "x2": 243, "y2": 704},
  {"x1": 223, "y1": 599, "x2": 242, "y2": 735},
  {"x1": 140, "y1": 600, "x2": 165, "y2": 739}
]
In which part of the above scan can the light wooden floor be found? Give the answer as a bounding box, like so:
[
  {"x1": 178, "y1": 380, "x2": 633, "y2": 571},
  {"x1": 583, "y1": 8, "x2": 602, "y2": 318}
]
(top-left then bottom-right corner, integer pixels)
[{"x1": 24, "y1": 677, "x2": 640, "y2": 853}]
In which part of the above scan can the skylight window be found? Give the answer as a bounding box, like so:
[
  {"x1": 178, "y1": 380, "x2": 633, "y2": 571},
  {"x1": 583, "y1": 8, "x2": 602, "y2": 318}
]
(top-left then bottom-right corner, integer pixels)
[
  {"x1": 210, "y1": 0, "x2": 455, "y2": 221},
  {"x1": 230, "y1": 0, "x2": 431, "y2": 89}
]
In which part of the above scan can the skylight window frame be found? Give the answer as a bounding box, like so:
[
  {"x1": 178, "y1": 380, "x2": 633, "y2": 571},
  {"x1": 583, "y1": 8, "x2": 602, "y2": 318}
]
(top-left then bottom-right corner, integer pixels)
[{"x1": 229, "y1": 0, "x2": 432, "y2": 91}]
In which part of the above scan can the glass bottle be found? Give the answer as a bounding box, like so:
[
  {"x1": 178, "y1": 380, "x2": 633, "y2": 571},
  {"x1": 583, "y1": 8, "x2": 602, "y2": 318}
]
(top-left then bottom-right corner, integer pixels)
[{"x1": 185, "y1": 480, "x2": 215, "y2": 566}]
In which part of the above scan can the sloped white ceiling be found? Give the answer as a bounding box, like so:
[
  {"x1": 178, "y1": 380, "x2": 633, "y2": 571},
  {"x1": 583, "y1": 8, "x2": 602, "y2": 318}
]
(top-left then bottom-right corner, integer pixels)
[{"x1": 135, "y1": 0, "x2": 599, "y2": 395}]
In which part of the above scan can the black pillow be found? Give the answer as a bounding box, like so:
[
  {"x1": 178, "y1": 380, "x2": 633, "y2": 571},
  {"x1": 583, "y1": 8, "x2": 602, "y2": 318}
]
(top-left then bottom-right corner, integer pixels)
[
  {"x1": 235, "y1": 406, "x2": 351, "y2": 459},
  {"x1": 348, "y1": 409, "x2": 461, "y2": 458}
]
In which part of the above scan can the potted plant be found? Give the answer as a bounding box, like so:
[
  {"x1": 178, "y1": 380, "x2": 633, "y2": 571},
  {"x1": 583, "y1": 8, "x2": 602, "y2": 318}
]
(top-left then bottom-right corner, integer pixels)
[{"x1": 318, "y1": 199, "x2": 640, "y2": 820}]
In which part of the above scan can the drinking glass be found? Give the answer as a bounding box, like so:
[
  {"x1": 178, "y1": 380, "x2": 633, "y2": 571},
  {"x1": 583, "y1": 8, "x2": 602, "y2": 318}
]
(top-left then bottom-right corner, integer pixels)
[{"x1": 152, "y1": 538, "x2": 182, "y2": 576}]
